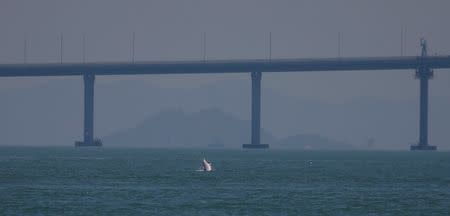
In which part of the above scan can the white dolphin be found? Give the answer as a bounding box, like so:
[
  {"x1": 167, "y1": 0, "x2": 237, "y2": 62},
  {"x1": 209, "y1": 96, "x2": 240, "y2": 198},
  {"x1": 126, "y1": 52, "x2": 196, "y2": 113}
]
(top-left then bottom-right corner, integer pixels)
[{"x1": 202, "y1": 158, "x2": 213, "y2": 171}]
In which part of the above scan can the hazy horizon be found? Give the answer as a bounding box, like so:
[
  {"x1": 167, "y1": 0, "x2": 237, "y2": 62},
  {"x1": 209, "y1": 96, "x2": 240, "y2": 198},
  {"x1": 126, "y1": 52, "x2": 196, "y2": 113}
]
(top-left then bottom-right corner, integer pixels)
[{"x1": 1, "y1": 1, "x2": 449, "y2": 150}]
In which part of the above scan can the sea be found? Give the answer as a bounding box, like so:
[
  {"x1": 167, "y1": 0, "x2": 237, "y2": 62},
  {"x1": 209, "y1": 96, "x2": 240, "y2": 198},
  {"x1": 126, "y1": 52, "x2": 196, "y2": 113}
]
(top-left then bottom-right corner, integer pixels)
[{"x1": 1, "y1": 147, "x2": 449, "y2": 215}]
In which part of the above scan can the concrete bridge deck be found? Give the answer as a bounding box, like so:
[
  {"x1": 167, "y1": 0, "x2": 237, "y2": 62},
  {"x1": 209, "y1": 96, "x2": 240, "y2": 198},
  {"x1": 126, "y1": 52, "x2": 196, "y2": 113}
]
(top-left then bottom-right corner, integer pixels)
[{"x1": 1, "y1": 56, "x2": 450, "y2": 77}]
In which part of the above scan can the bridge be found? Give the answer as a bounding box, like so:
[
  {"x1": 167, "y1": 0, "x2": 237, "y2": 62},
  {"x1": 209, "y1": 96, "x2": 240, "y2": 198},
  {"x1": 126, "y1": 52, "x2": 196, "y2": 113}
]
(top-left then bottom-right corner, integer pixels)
[{"x1": 1, "y1": 40, "x2": 449, "y2": 150}]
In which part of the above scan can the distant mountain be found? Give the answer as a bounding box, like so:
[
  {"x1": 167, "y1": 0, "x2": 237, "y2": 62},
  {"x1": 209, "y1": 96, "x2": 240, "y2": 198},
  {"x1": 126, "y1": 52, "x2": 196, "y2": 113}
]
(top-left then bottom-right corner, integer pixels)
[
  {"x1": 103, "y1": 108, "x2": 353, "y2": 149},
  {"x1": 103, "y1": 108, "x2": 276, "y2": 148},
  {"x1": 1, "y1": 78, "x2": 449, "y2": 149},
  {"x1": 276, "y1": 134, "x2": 353, "y2": 150}
]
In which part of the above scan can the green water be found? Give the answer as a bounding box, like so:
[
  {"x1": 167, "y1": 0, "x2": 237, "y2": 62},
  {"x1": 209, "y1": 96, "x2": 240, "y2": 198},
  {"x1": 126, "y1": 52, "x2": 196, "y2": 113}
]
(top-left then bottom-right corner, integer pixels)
[{"x1": 1, "y1": 147, "x2": 449, "y2": 215}]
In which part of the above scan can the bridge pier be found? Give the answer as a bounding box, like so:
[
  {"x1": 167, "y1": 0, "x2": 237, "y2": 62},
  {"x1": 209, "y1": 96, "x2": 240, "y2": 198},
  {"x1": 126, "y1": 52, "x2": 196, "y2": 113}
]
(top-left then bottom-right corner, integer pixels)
[
  {"x1": 75, "y1": 73, "x2": 101, "y2": 147},
  {"x1": 411, "y1": 39, "x2": 436, "y2": 150},
  {"x1": 243, "y1": 72, "x2": 269, "y2": 149}
]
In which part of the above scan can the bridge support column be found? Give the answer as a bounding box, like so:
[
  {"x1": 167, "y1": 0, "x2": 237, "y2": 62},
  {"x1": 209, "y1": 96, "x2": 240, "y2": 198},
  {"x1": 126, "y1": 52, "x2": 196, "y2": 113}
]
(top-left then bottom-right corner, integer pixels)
[
  {"x1": 243, "y1": 72, "x2": 269, "y2": 149},
  {"x1": 411, "y1": 39, "x2": 436, "y2": 150},
  {"x1": 75, "y1": 73, "x2": 102, "y2": 147}
]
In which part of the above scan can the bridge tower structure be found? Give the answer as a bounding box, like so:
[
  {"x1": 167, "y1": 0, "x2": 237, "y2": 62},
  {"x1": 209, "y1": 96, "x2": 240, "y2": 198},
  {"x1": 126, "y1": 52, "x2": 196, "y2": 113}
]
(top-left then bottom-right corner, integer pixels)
[
  {"x1": 411, "y1": 39, "x2": 436, "y2": 150},
  {"x1": 74, "y1": 73, "x2": 101, "y2": 146},
  {"x1": 243, "y1": 71, "x2": 269, "y2": 149}
]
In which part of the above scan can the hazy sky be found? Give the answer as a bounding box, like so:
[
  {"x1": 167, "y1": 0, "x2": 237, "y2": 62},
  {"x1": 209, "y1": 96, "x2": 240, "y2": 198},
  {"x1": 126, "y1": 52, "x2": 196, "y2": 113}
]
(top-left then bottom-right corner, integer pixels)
[
  {"x1": 1, "y1": 0, "x2": 450, "y2": 100},
  {"x1": 1, "y1": 1, "x2": 449, "y2": 147}
]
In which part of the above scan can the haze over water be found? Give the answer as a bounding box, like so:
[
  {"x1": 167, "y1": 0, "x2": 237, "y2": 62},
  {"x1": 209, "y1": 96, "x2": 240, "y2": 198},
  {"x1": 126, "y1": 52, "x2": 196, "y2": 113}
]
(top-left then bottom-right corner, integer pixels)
[
  {"x1": 1, "y1": 147, "x2": 449, "y2": 215},
  {"x1": 2, "y1": 1, "x2": 450, "y2": 149},
  {"x1": 2, "y1": 1, "x2": 450, "y2": 215}
]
